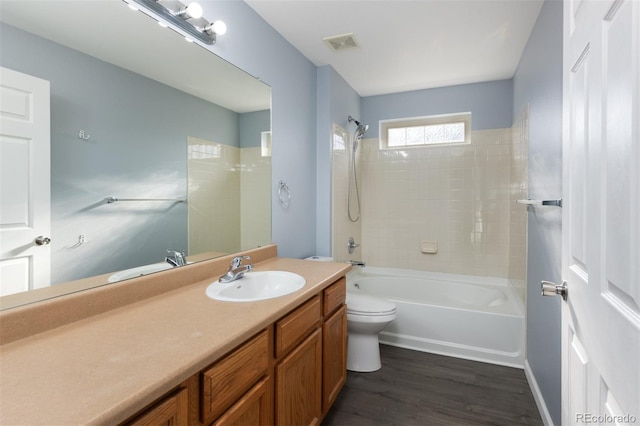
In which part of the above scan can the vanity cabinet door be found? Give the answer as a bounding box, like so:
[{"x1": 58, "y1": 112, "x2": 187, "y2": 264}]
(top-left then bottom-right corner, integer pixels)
[
  {"x1": 212, "y1": 378, "x2": 271, "y2": 426},
  {"x1": 322, "y1": 304, "x2": 347, "y2": 414},
  {"x1": 126, "y1": 387, "x2": 188, "y2": 426},
  {"x1": 275, "y1": 328, "x2": 322, "y2": 426}
]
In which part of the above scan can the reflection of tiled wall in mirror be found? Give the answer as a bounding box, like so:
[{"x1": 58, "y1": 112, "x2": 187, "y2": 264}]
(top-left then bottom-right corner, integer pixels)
[
  {"x1": 188, "y1": 136, "x2": 241, "y2": 255},
  {"x1": 188, "y1": 136, "x2": 272, "y2": 255},
  {"x1": 241, "y1": 146, "x2": 272, "y2": 250}
]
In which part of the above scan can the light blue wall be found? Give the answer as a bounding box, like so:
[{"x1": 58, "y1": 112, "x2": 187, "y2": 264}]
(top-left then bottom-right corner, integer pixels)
[
  {"x1": 512, "y1": 0, "x2": 563, "y2": 424},
  {"x1": 361, "y1": 79, "x2": 514, "y2": 137},
  {"x1": 201, "y1": 1, "x2": 318, "y2": 258},
  {"x1": 239, "y1": 110, "x2": 270, "y2": 148},
  {"x1": 316, "y1": 65, "x2": 361, "y2": 257}
]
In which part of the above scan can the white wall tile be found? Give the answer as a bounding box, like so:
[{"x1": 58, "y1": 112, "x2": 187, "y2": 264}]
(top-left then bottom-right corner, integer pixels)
[{"x1": 333, "y1": 126, "x2": 527, "y2": 280}]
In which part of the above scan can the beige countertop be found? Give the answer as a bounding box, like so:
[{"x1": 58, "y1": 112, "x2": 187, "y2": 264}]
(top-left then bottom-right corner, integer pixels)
[{"x1": 0, "y1": 253, "x2": 350, "y2": 425}]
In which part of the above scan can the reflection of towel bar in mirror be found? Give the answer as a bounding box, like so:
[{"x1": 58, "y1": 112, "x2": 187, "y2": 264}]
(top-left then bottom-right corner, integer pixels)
[
  {"x1": 516, "y1": 198, "x2": 562, "y2": 207},
  {"x1": 105, "y1": 196, "x2": 187, "y2": 204}
]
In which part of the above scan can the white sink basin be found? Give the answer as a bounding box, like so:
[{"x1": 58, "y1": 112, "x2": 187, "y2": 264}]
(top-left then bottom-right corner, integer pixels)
[
  {"x1": 206, "y1": 271, "x2": 306, "y2": 302},
  {"x1": 108, "y1": 263, "x2": 174, "y2": 283}
]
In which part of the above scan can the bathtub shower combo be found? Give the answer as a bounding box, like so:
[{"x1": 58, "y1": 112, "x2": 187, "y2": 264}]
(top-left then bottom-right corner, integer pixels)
[{"x1": 347, "y1": 266, "x2": 525, "y2": 368}]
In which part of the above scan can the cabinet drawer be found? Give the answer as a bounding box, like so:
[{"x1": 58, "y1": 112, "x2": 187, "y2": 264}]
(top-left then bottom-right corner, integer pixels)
[
  {"x1": 275, "y1": 296, "x2": 321, "y2": 358},
  {"x1": 201, "y1": 329, "x2": 269, "y2": 423},
  {"x1": 323, "y1": 278, "x2": 346, "y2": 316}
]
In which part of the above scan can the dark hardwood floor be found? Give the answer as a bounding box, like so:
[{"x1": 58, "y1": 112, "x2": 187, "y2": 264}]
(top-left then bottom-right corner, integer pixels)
[{"x1": 323, "y1": 344, "x2": 543, "y2": 426}]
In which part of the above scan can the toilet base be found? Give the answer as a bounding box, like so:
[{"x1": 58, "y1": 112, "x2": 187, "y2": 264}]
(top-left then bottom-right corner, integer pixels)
[{"x1": 346, "y1": 332, "x2": 382, "y2": 372}]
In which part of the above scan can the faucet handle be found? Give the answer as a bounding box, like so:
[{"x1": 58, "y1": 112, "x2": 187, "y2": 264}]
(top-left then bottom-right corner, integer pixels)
[
  {"x1": 230, "y1": 255, "x2": 250, "y2": 268},
  {"x1": 166, "y1": 249, "x2": 186, "y2": 267}
]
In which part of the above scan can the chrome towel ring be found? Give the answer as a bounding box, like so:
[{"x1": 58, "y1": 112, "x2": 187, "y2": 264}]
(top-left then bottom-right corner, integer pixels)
[{"x1": 278, "y1": 181, "x2": 291, "y2": 208}]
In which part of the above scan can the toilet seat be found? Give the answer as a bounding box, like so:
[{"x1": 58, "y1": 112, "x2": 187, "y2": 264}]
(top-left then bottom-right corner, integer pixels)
[{"x1": 346, "y1": 293, "x2": 396, "y2": 316}]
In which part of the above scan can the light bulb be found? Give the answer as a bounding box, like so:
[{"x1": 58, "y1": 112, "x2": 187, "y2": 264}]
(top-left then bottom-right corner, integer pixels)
[
  {"x1": 184, "y1": 2, "x2": 203, "y2": 19},
  {"x1": 212, "y1": 20, "x2": 227, "y2": 35}
]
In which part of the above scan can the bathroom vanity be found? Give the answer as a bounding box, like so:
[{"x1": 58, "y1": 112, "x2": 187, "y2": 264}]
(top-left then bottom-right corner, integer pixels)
[{"x1": 0, "y1": 245, "x2": 350, "y2": 425}]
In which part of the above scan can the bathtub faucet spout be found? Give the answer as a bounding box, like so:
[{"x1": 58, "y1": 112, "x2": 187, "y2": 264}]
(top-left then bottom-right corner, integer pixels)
[{"x1": 348, "y1": 260, "x2": 366, "y2": 267}]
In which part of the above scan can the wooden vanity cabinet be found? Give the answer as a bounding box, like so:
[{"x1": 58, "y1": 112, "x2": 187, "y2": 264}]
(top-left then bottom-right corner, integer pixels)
[
  {"x1": 274, "y1": 296, "x2": 322, "y2": 426},
  {"x1": 321, "y1": 278, "x2": 347, "y2": 415},
  {"x1": 322, "y1": 304, "x2": 347, "y2": 413},
  {"x1": 276, "y1": 328, "x2": 323, "y2": 426},
  {"x1": 124, "y1": 275, "x2": 347, "y2": 426},
  {"x1": 124, "y1": 386, "x2": 189, "y2": 426},
  {"x1": 211, "y1": 377, "x2": 272, "y2": 426},
  {"x1": 273, "y1": 277, "x2": 348, "y2": 425},
  {"x1": 200, "y1": 329, "x2": 271, "y2": 425}
]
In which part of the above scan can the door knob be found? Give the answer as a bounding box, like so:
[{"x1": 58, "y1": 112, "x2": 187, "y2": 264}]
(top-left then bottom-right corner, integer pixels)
[
  {"x1": 541, "y1": 280, "x2": 568, "y2": 301},
  {"x1": 34, "y1": 236, "x2": 51, "y2": 246}
]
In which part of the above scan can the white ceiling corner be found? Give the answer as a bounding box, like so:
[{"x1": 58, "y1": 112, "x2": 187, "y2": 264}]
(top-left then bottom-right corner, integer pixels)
[{"x1": 244, "y1": 0, "x2": 544, "y2": 97}]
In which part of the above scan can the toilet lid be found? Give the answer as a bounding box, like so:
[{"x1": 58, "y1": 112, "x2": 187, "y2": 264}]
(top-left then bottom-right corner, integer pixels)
[{"x1": 346, "y1": 293, "x2": 396, "y2": 315}]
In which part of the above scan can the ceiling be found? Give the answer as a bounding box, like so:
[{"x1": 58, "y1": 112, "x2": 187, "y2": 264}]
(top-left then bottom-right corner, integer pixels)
[{"x1": 245, "y1": 0, "x2": 544, "y2": 97}]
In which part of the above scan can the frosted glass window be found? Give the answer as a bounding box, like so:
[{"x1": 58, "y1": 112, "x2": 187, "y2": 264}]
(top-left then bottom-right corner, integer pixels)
[
  {"x1": 383, "y1": 112, "x2": 471, "y2": 148},
  {"x1": 261, "y1": 131, "x2": 272, "y2": 157},
  {"x1": 444, "y1": 123, "x2": 465, "y2": 142},
  {"x1": 424, "y1": 125, "x2": 444, "y2": 143},
  {"x1": 388, "y1": 128, "x2": 405, "y2": 146},
  {"x1": 332, "y1": 124, "x2": 348, "y2": 151},
  {"x1": 406, "y1": 126, "x2": 424, "y2": 145}
]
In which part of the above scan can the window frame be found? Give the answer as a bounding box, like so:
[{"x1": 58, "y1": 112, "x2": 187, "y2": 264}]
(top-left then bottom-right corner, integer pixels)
[{"x1": 379, "y1": 112, "x2": 472, "y2": 149}]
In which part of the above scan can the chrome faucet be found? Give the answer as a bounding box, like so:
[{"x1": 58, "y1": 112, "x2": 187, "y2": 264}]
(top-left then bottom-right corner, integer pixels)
[
  {"x1": 165, "y1": 249, "x2": 186, "y2": 267},
  {"x1": 219, "y1": 256, "x2": 253, "y2": 283},
  {"x1": 348, "y1": 260, "x2": 366, "y2": 267}
]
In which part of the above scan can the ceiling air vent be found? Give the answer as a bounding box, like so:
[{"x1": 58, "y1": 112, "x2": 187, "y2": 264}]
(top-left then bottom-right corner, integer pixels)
[{"x1": 323, "y1": 33, "x2": 359, "y2": 52}]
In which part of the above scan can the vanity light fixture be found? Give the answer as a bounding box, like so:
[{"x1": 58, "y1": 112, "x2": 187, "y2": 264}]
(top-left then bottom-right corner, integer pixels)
[
  {"x1": 176, "y1": 2, "x2": 203, "y2": 20},
  {"x1": 202, "y1": 20, "x2": 227, "y2": 36},
  {"x1": 125, "y1": 0, "x2": 226, "y2": 45}
]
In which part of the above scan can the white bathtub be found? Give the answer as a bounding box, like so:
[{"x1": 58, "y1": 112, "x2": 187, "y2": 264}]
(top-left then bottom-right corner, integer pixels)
[{"x1": 347, "y1": 267, "x2": 525, "y2": 368}]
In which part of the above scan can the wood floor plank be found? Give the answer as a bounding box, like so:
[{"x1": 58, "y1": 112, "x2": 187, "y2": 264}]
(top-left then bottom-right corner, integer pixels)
[{"x1": 323, "y1": 345, "x2": 543, "y2": 426}]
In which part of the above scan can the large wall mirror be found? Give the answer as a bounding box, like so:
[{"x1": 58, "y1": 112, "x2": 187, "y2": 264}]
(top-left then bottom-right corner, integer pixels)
[{"x1": 0, "y1": 0, "x2": 272, "y2": 309}]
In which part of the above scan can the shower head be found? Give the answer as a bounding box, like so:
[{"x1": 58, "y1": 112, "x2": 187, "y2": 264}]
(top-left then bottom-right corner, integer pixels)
[
  {"x1": 348, "y1": 116, "x2": 369, "y2": 138},
  {"x1": 358, "y1": 123, "x2": 369, "y2": 136}
]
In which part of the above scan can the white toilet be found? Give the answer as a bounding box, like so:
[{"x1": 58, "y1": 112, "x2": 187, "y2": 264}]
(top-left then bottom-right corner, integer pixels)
[
  {"x1": 346, "y1": 292, "x2": 397, "y2": 372},
  {"x1": 304, "y1": 256, "x2": 396, "y2": 372}
]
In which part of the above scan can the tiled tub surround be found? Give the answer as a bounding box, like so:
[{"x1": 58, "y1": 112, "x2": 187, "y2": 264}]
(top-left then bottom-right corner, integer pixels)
[
  {"x1": 342, "y1": 127, "x2": 528, "y2": 280},
  {"x1": 0, "y1": 245, "x2": 350, "y2": 424},
  {"x1": 332, "y1": 125, "x2": 363, "y2": 261}
]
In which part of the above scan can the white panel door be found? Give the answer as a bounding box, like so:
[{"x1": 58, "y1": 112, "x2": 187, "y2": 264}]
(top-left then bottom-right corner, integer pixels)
[
  {"x1": 562, "y1": 0, "x2": 639, "y2": 424},
  {"x1": 0, "y1": 67, "x2": 51, "y2": 296}
]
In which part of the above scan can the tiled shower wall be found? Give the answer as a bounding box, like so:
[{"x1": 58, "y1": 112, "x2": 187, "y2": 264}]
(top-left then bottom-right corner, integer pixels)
[
  {"x1": 332, "y1": 125, "x2": 363, "y2": 261},
  {"x1": 333, "y1": 126, "x2": 527, "y2": 281}
]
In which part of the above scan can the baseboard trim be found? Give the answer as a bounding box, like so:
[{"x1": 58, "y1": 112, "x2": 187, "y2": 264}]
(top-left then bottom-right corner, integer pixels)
[{"x1": 524, "y1": 359, "x2": 554, "y2": 426}]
